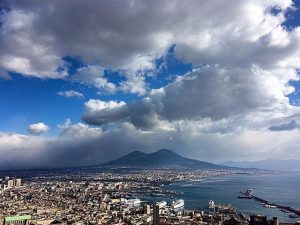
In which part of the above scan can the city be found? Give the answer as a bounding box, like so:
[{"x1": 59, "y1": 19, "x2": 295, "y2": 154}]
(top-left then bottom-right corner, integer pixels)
[{"x1": 0, "y1": 168, "x2": 294, "y2": 225}]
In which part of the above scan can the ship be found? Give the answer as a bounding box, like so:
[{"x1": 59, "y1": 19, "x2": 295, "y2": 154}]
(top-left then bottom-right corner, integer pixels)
[
  {"x1": 238, "y1": 189, "x2": 253, "y2": 198},
  {"x1": 124, "y1": 198, "x2": 142, "y2": 206},
  {"x1": 209, "y1": 200, "x2": 215, "y2": 209},
  {"x1": 208, "y1": 200, "x2": 216, "y2": 213},
  {"x1": 262, "y1": 203, "x2": 277, "y2": 208},
  {"x1": 156, "y1": 201, "x2": 167, "y2": 208},
  {"x1": 280, "y1": 209, "x2": 290, "y2": 213},
  {"x1": 245, "y1": 189, "x2": 253, "y2": 195},
  {"x1": 238, "y1": 195, "x2": 252, "y2": 199},
  {"x1": 289, "y1": 213, "x2": 300, "y2": 218},
  {"x1": 172, "y1": 199, "x2": 184, "y2": 209}
]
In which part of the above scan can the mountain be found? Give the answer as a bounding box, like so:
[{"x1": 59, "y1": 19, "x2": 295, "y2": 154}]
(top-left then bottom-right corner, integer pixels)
[
  {"x1": 101, "y1": 149, "x2": 229, "y2": 169},
  {"x1": 221, "y1": 159, "x2": 300, "y2": 171}
]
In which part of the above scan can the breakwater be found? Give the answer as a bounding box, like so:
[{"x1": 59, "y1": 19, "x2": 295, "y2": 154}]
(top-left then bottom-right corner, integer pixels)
[{"x1": 240, "y1": 191, "x2": 300, "y2": 216}]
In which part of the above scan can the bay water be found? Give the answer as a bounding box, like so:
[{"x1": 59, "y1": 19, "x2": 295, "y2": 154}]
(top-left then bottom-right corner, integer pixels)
[{"x1": 142, "y1": 172, "x2": 300, "y2": 223}]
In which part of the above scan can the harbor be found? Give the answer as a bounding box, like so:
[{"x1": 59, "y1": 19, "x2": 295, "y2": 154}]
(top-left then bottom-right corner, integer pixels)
[
  {"x1": 239, "y1": 189, "x2": 300, "y2": 218},
  {"x1": 163, "y1": 173, "x2": 300, "y2": 223}
]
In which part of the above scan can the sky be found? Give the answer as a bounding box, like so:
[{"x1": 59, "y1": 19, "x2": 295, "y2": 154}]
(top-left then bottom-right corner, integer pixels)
[{"x1": 1, "y1": 0, "x2": 300, "y2": 169}]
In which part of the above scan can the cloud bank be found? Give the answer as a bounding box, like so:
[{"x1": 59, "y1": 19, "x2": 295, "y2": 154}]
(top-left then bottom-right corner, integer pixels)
[{"x1": 1, "y1": 0, "x2": 299, "y2": 93}]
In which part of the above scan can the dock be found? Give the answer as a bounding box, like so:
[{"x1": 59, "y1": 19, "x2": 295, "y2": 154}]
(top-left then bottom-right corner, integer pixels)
[{"x1": 239, "y1": 191, "x2": 300, "y2": 216}]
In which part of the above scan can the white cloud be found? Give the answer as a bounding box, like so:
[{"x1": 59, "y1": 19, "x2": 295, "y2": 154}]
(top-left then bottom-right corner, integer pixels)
[
  {"x1": 72, "y1": 65, "x2": 116, "y2": 93},
  {"x1": 57, "y1": 90, "x2": 84, "y2": 98},
  {"x1": 119, "y1": 73, "x2": 147, "y2": 96},
  {"x1": 28, "y1": 122, "x2": 49, "y2": 136},
  {"x1": 1, "y1": 0, "x2": 298, "y2": 95},
  {"x1": 72, "y1": 64, "x2": 148, "y2": 95},
  {"x1": 58, "y1": 119, "x2": 102, "y2": 139},
  {"x1": 84, "y1": 99, "x2": 127, "y2": 112},
  {"x1": 0, "y1": 9, "x2": 68, "y2": 78}
]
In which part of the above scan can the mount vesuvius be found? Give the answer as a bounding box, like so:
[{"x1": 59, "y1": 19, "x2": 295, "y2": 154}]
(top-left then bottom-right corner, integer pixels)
[{"x1": 101, "y1": 149, "x2": 230, "y2": 169}]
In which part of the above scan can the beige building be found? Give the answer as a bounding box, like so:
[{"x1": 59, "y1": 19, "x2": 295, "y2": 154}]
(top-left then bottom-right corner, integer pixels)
[
  {"x1": 3, "y1": 215, "x2": 32, "y2": 225},
  {"x1": 7, "y1": 180, "x2": 14, "y2": 188},
  {"x1": 15, "y1": 179, "x2": 22, "y2": 187}
]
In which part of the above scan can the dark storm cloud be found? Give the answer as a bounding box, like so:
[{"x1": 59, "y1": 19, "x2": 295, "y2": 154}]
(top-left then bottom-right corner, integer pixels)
[
  {"x1": 269, "y1": 120, "x2": 300, "y2": 131},
  {"x1": 81, "y1": 100, "x2": 130, "y2": 126},
  {"x1": 82, "y1": 66, "x2": 287, "y2": 130},
  {"x1": 0, "y1": 0, "x2": 297, "y2": 80},
  {"x1": 0, "y1": 123, "x2": 178, "y2": 169},
  {"x1": 2, "y1": 121, "x2": 300, "y2": 170},
  {"x1": 81, "y1": 98, "x2": 161, "y2": 130}
]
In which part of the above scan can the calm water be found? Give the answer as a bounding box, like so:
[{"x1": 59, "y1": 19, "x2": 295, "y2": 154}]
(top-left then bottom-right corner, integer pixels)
[{"x1": 142, "y1": 172, "x2": 300, "y2": 223}]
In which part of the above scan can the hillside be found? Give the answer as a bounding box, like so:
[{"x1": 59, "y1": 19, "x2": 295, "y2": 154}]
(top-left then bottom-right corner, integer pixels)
[{"x1": 102, "y1": 149, "x2": 229, "y2": 169}]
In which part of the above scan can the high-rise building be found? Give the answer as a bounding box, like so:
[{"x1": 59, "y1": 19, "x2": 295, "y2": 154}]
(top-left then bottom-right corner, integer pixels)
[
  {"x1": 271, "y1": 217, "x2": 278, "y2": 225},
  {"x1": 143, "y1": 204, "x2": 150, "y2": 215},
  {"x1": 153, "y1": 204, "x2": 160, "y2": 225},
  {"x1": 15, "y1": 178, "x2": 22, "y2": 186},
  {"x1": 7, "y1": 180, "x2": 14, "y2": 188}
]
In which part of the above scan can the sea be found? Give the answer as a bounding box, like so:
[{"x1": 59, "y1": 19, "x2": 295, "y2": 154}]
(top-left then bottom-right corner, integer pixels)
[{"x1": 141, "y1": 172, "x2": 300, "y2": 223}]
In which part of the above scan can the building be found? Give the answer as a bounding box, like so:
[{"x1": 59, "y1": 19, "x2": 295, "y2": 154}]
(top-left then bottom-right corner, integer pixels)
[
  {"x1": 7, "y1": 180, "x2": 14, "y2": 188},
  {"x1": 153, "y1": 204, "x2": 160, "y2": 225},
  {"x1": 144, "y1": 204, "x2": 151, "y2": 215},
  {"x1": 224, "y1": 216, "x2": 243, "y2": 225},
  {"x1": 15, "y1": 178, "x2": 22, "y2": 187},
  {"x1": 3, "y1": 215, "x2": 32, "y2": 225},
  {"x1": 250, "y1": 215, "x2": 279, "y2": 225}
]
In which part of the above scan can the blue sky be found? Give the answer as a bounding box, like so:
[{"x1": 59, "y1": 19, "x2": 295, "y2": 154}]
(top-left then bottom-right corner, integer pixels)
[
  {"x1": 0, "y1": 46, "x2": 193, "y2": 135},
  {"x1": 285, "y1": 2, "x2": 300, "y2": 107},
  {"x1": 1, "y1": 0, "x2": 300, "y2": 169}
]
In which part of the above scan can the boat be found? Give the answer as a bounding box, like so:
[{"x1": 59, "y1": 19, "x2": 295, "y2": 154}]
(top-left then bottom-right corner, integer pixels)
[
  {"x1": 280, "y1": 209, "x2": 290, "y2": 213},
  {"x1": 239, "y1": 189, "x2": 253, "y2": 198},
  {"x1": 172, "y1": 199, "x2": 184, "y2": 209},
  {"x1": 245, "y1": 189, "x2": 253, "y2": 195},
  {"x1": 156, "y1": 201, "x2": 167, "y2": 208},
  {"x1": 289, "y1": 213, "x2": 300, "y2": 218},
  {"x1": 262, "y1": 204, "x2": 277, "y2": 208},
  {"x1": 124, "y1": 198, "x2": 141, "y2": 206},
  {"x1": 209, "y1": 200, "x2": 215, "y2": 208},
  {"x1": 238, "y1": 195, "x2": 252, "y2": 199},
  {"x1": 208, "y1": 200, "x2": 216, "y2": 213}
]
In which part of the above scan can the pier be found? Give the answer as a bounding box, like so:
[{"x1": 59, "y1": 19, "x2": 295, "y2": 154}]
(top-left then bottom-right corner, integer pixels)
[{"x1": 240, "y1": 191, "x2": 300, "y2": 216}]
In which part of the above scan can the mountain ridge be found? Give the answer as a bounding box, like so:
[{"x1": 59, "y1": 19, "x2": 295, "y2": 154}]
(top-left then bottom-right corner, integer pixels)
[
  {"x1": 101, "y1": 149, "x2": 230, "y2": 169},
  {"x1": 221, "y1": 159, "x2": 300, "y2": 171}
]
